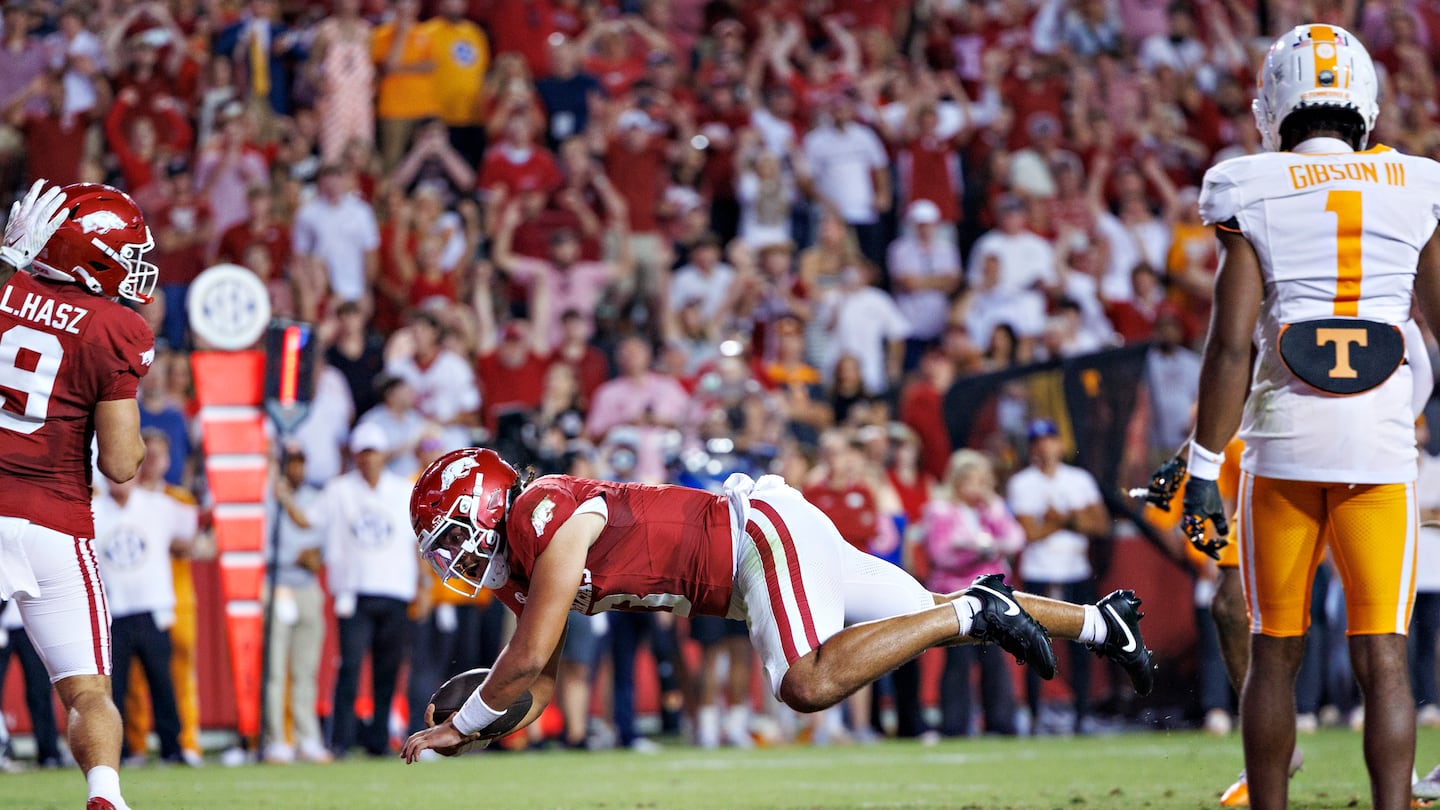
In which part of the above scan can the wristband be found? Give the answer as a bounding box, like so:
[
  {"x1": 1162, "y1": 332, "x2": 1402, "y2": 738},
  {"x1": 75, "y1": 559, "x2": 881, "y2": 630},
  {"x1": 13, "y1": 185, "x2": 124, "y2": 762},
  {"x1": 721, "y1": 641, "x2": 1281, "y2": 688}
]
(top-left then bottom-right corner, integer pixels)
[
  {"x1": 453, "y1": 689, "x2": 504, "y2": 737},
  {"x1": 1188, "y1": 441, "x2": 1225, "y2": 481},
  {"x1": 0, "y1": 246, "x2": 27, "y2": 270}
]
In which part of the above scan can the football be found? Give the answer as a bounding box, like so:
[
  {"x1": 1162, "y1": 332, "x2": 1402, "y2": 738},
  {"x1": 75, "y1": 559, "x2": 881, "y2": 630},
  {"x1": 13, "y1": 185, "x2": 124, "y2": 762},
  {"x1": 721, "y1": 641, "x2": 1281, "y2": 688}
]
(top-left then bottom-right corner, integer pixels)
[{"x1": 428, "y1": 667, "x2": 534, "y2": 739}]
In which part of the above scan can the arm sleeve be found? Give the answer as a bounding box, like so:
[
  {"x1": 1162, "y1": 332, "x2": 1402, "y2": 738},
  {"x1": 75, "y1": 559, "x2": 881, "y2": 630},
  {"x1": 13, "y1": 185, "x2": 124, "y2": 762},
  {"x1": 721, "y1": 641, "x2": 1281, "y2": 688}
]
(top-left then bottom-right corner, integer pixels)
[{"x1": 1197, "y1": 164, "x2": 1243, "y2": 227}]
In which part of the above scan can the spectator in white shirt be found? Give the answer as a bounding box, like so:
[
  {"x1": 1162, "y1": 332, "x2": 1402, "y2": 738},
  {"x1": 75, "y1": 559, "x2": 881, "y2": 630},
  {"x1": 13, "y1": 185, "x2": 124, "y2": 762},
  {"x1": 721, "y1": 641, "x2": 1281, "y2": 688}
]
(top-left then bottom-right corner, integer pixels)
[
  {"x1": 1137, "y1": 6, "x2": 1210, "y2": 85},
  {"x1": 887, "y1": 200, "x2": 962, "y2": 366},
  {"x1": 289, "y1": 364, "x2": 355, "y2": 487},
  {"x1": 383, "y1": 311, "x2": 479, "y2": 451},
  {"x1": 358, "y1": 374, "x2": 431, "y2": 477},
  {"x1": 1143, "y1": 308, "x2": 1201, "y2": 460},
  {"x1": 750, "y1": 84, "x2": 799, "y2": 159},
  {"x1": 292, "y1": 164, "x2": 381, "y2": 302},
  {"x1": 669, "y1": 233, "x2": 736, "y2": 322},
  {"x1": 46, "y1": 6, "x2": 103, "y2": 116},
  {"x1": 800, "y1": 88, "x2": 892, "y2": 269},
  {"x1": 310, "y1": 423, "x2": 421, "y2": 758},
  {"x1": 966, "y1": 194, "x2": 1057, "y2": 294},
  {"x1": 824, "y1": 262, "x2": 910, "y2": 395},
  {"x1": 93, "y1": 476, "x2": 196, "y2": 765},
  {"x1": 1005, "y1": 419, "x2": 1109, "y2": 734},
  {"x1": 963, "y1": 252, "x2": 1048, "y2": 350}
]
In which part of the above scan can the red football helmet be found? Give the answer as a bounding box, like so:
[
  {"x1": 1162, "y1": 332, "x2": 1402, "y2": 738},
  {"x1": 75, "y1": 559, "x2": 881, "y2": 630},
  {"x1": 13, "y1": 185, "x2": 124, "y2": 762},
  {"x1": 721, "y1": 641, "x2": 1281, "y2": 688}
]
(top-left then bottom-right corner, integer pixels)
[
  {"x1": 32, "y1": 183, "x2": 158, "y2": 303},
  {"x1": 411, "y1": 448, "x2": 520, "y2": 597}
]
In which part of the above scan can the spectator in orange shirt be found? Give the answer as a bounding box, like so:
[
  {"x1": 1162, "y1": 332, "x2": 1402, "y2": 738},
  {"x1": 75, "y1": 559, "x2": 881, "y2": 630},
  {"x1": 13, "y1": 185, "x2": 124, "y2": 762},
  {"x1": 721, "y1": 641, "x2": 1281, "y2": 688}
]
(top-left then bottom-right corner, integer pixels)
[
  {"x1": 372, "y1": 0, "x2": 440, "y2": 171},
  {"x1": 427, "y1": 0, "x2": 490, "y2": 164}
]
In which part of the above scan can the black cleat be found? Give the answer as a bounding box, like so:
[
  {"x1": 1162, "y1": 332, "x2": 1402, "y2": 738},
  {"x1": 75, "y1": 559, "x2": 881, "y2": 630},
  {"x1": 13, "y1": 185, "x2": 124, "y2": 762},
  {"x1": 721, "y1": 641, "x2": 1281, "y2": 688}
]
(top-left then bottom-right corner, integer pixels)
[
  {"x1": 1090, "y1": 590, "x2": 1155, "y2": 697},
  {"x1": 962, "y1": 574, "x2": 1057, "y2": 679}
]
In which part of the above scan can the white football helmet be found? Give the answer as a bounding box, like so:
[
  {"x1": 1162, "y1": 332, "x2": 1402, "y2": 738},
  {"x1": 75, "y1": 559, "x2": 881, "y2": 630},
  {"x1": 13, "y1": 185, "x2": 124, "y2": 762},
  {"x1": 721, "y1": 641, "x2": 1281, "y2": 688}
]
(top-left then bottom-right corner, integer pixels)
[{"x1": 1252, "y1": 24, "x2": 1379, "y2": 152}]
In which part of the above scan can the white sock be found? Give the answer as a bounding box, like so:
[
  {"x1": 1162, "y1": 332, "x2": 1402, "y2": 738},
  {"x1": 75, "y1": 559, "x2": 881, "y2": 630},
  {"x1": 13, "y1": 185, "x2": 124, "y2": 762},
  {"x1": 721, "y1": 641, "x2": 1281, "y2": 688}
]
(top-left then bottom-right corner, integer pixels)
[
  {"x1": 1078, "y1": 604, "x2": 1107, "y2": 645},
  {"x1": 696, "y1": 705, "x2": 720, "y2": 749},
  {"x1": 724, "y1": 704, "x2": 751, "y2": 741},
  {"x1": 951, "y1": 595, "x2": 982, "y2": 637},
  {"x1": 86, "y1": 765, "x2": 128, "y2": 807}
]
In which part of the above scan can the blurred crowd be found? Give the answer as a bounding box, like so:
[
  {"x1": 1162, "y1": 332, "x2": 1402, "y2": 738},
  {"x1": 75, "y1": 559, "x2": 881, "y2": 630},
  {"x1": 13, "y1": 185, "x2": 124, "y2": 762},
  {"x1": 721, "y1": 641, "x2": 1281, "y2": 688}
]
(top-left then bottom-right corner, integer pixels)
[{"x1": 3, "y1": 0, "x2": 1440, "y2": 763}]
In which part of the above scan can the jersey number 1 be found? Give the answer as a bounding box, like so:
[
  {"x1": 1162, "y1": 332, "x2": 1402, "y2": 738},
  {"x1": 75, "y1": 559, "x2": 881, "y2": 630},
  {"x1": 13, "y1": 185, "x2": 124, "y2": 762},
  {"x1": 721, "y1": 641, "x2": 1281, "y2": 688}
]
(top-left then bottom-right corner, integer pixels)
[
  {"x1": 0, "y1": 325, "x2": 63, "y2": 435},
  {"x1": 1325, "y1": 190, "x2": 1362, "y2": 317}
]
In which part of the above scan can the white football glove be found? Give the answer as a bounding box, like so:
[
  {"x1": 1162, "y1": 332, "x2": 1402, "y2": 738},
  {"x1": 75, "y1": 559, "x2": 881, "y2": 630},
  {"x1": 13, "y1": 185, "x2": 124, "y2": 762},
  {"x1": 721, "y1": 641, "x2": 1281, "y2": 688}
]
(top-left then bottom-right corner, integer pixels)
[{"x1": 1, "y1": 180, "x2": 70, "y2": 271}]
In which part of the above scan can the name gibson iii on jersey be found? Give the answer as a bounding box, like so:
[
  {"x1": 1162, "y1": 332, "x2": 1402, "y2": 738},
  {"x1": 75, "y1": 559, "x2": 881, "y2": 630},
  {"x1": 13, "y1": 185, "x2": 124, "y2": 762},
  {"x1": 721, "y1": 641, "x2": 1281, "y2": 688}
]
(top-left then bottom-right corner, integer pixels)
[{"x1": 0, "y1": 287, "x2": 89, "y2": 334}]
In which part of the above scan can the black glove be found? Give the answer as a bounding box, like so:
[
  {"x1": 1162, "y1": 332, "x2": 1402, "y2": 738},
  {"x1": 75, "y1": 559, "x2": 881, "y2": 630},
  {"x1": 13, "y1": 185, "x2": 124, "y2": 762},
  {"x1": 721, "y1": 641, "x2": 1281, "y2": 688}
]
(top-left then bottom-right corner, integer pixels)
[
  {"x1": 1145, "y1": 455, "x2": 1187, "y2": 511},
  {"x1": 1181, "y1": 476, "x2": 1229, "y2": 560}
]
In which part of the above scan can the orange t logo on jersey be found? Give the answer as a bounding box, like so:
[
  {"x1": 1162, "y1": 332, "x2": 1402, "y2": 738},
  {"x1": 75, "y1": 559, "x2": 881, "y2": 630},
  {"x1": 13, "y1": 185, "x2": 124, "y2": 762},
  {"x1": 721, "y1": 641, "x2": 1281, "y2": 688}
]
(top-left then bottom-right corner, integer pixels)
[{"x1": 1315, "y1": 327, "x2": 1368, "y2": 379}]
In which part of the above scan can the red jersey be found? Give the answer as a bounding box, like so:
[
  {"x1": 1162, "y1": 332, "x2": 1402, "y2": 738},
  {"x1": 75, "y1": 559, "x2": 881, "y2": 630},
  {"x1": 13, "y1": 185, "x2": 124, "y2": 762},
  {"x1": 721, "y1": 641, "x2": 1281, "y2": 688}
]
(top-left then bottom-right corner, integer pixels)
[
  {"x1": 0, "y1": 272, "x2": 153, "y2": 537},
  {"x1": 477, "y1": 145, "x2": 563, "y2": 198},
  {"x1": 215, "y1": 220, "x2": 291, "y2": 272},
  {"x1": 603, "y1": 138, "x2": 668, "y2": 233},
  {"x1": 499, "y1": 476, "x2": 734, "y2": 618},
  {"x1": 475, "y1": 349, "x2": 550, "y2": 431},
  {"x1": 801, "y1": 482, "x2": 877, "y2": 552}
]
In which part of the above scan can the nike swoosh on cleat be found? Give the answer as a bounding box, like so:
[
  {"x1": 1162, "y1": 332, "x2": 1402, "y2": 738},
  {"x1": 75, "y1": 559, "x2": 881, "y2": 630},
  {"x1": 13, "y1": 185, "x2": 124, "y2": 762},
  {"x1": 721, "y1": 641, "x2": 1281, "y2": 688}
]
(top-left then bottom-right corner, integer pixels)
[
  {"x1": 1105, "y1": 603, "x2": 1137, "y2": 653},
  {"x1": 971, "y1": 584, "x2": 1021, "y2": 616}
]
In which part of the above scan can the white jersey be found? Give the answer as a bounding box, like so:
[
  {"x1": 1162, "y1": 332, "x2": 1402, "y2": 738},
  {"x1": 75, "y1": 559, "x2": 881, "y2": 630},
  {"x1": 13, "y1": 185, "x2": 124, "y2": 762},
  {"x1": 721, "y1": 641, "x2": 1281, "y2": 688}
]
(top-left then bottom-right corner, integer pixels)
[
  {"x1": 93, "y1": 489, "x2": 198, "y2": 620},
  {"x1": 1199, "y1": 137, "x2": 1440, "y2": 483}
]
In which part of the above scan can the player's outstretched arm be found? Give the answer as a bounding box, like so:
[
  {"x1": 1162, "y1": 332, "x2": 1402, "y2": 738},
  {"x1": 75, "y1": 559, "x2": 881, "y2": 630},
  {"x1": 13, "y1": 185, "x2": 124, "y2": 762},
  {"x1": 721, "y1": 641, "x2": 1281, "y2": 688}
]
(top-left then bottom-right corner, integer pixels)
[
  {"x1": 95, "y1": 399, "x2": 145, "y2": 483},
  {"x1": 401, "y1": 513, "x2": 602, "y2": 763}
]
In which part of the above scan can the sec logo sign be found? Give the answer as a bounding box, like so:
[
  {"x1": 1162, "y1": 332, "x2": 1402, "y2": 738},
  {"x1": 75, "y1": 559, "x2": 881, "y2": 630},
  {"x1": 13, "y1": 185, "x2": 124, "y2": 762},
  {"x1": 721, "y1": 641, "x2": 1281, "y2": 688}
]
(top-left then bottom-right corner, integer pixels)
[{"x1": 187, "y1": 264, "x2": 272, "y2": 351}]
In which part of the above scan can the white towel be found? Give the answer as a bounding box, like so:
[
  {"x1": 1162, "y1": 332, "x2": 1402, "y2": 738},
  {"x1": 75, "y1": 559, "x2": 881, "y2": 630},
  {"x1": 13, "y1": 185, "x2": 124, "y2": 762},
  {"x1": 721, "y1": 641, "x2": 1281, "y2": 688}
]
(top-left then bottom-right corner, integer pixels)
[{"x1": 723, "y1": 472, "x2": 791, "y2": 540}]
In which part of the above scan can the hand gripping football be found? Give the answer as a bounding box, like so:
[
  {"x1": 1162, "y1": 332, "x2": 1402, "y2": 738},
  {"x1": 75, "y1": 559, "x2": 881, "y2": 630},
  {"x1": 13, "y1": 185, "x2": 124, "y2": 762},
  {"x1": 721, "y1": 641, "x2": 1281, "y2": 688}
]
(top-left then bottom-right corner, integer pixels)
[{"x1": 429, "y1": 668, "x2": 534, "y2": 741}]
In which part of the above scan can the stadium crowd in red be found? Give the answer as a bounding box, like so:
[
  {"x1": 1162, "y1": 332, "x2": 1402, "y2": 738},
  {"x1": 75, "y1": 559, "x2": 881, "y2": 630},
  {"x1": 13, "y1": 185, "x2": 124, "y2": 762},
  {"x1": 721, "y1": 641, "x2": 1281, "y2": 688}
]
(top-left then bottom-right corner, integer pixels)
[{"x1": 2, "y1": 0, "x2": 1439, "y2": 758}]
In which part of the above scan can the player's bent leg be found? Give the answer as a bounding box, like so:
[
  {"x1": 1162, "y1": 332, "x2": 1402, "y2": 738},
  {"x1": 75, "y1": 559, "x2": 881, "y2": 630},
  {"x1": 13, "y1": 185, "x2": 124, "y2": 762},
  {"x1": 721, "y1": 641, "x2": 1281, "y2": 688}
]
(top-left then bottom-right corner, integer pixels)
[
  {"x1": 1349, "y1": 633, "x2": 1416, "y2": 810},
  {"x1": 777, "y1": 606, "x2": 973, "y2": 713},
  {"x1": 1212, "y1": 566, "x2": 1251, "y2": 692},
  {"x1": 832, "y1": 524, "x2": 1055, "y2": 683},
  {"x1": 741, "y1": 490, "x2": 1051, "y2": 713}
]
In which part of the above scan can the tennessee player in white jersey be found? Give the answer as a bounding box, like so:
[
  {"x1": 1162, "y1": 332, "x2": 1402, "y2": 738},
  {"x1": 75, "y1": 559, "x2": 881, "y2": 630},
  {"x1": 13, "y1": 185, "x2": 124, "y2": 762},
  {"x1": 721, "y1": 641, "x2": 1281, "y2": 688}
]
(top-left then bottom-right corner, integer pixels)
[{"x1": 1181, "y1": 24, "x2": 1440, "y2": 810}]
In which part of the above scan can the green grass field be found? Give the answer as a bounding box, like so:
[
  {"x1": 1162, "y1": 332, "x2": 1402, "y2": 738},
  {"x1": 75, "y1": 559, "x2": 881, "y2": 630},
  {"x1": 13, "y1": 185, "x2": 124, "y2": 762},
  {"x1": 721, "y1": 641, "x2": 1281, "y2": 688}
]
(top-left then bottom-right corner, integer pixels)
[{"x1": 8, "y1": 728, "x2": 1440, "y2": 809}]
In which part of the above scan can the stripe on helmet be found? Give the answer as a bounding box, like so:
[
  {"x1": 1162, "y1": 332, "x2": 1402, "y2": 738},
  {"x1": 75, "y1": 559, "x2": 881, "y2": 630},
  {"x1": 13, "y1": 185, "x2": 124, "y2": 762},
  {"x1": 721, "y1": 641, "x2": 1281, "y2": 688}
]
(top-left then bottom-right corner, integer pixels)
[{"x1": 1310, "y1": 25, "x2": 1338, "y2": 89}]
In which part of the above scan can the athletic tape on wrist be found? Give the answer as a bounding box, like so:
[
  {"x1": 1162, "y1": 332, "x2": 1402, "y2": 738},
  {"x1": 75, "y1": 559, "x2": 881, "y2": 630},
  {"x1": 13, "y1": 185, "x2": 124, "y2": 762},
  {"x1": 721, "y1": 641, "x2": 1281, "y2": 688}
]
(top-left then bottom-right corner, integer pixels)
[
  {"x1": 453, "y1": 690, "x2": 504, "y2": 737},
  {"x1": 1188, "y1": 441, "x2": 1225, "y2": 481}
]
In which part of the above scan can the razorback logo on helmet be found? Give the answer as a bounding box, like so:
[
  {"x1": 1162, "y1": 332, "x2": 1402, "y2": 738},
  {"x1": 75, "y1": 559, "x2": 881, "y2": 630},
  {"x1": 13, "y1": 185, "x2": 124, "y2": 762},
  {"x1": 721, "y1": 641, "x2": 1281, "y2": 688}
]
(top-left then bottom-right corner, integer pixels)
[
  {"x1": 77, "y1": 210, "x2": 129, "y2": 235},
  {"x1": 440, "y1": 456, "x2": 480, "y2": 492}
]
